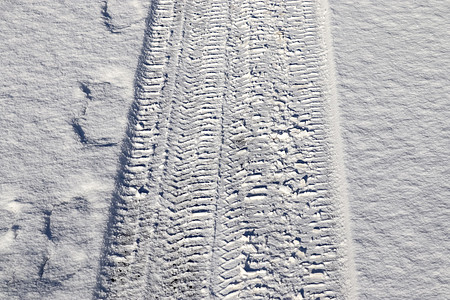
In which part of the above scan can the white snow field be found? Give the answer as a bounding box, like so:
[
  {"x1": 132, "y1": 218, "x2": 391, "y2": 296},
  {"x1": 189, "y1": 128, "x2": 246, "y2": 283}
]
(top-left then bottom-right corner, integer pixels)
[
  {"x1": 0, "y1": 1, "x2": 448, "y2": 300},
  {"x1": 330, "y1": 1, "x2": 450, "y2": 299}
]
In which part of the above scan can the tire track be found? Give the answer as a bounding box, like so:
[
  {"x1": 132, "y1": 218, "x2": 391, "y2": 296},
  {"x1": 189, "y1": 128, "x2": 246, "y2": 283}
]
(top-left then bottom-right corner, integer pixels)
[
  {"x1": 96, "y1": 0, "x2": 186, "y2": 298},
  {"x1": 144, "y1": 0, "x2": 228, "y2": 297},
  {"x1": 213, "y1": 0, "x2": 347, "y2": 299},
  {"x1": 96, "y1": 0, "x2": 353, "y2": 299}
]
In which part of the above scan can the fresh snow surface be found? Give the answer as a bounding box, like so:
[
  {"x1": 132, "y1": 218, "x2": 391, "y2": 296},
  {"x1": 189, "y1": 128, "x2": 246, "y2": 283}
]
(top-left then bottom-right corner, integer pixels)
[
  {"x1": 0, "y1": 0, "x2": 448, "y2": 299},
  {"x1": 0, "y1": 1, "x2": 150, "y2": 299},
  {"x1": 330, "y1": 1, "x2": 450, "y2": 299}
]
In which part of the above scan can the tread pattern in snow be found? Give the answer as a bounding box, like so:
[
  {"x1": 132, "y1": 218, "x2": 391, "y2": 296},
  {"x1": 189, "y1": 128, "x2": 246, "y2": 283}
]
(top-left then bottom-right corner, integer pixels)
[{"x1": 96, "y1": 0, "x2": 350, "y2": 299}]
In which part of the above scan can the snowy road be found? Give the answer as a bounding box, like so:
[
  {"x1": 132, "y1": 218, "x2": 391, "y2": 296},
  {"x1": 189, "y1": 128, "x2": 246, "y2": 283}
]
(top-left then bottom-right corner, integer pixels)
[
  {"x1": 96, "y1": 0, "x2": 354, "y2": 299},
  {"x1": 1, "y1": 0, "x2": 449, "y2": 299}
]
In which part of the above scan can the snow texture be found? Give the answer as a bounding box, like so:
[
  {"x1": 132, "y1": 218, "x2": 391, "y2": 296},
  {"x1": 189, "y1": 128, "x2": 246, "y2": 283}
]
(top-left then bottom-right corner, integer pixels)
[
  {"x1": 96, "y1": 0, "x2": 354, "y2": 298},
  {"x1": 0, "y1": 1, "x2": 149, "y2": 299},
  {"x1": 0, "y1": 0, "x2": 448, "y2": 299},
  {"x1": 330, "y1": 0, "x2": 450, "y2": 299}
]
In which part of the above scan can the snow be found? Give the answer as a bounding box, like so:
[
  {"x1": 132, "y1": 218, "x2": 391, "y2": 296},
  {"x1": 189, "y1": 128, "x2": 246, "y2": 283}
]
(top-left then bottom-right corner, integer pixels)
[
  {"x1": 330, "y1": 0, "x2": 450, "y2": 298},
  {"x1": 0, "y1": 1, "x2": 149, "y2": 298},
  {"x1": 0, "y1": 0, "x2": 448, "y2": 299}
]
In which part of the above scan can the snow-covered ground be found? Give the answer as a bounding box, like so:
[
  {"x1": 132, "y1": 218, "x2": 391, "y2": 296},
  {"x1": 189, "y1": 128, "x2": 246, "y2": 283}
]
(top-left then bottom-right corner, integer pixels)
[
  {"x1": 330, "y1": 1, "x2": 450, "y2": 299},
  {"x1": 0, "y1": 0, "x2": 448, "y2": 299},
  {"x1": 0, "y1": 1, "x2": 150, "y2": 298}
]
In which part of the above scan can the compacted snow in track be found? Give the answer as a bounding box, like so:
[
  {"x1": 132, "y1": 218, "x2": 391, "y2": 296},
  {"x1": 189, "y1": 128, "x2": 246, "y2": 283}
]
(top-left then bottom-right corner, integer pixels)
[
  {"x1": 96, "y1": 0, "x2": 354, "y2": 299},
  {"x1": 3, "y1": 1, "x2": 449, "y2": 299}
]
